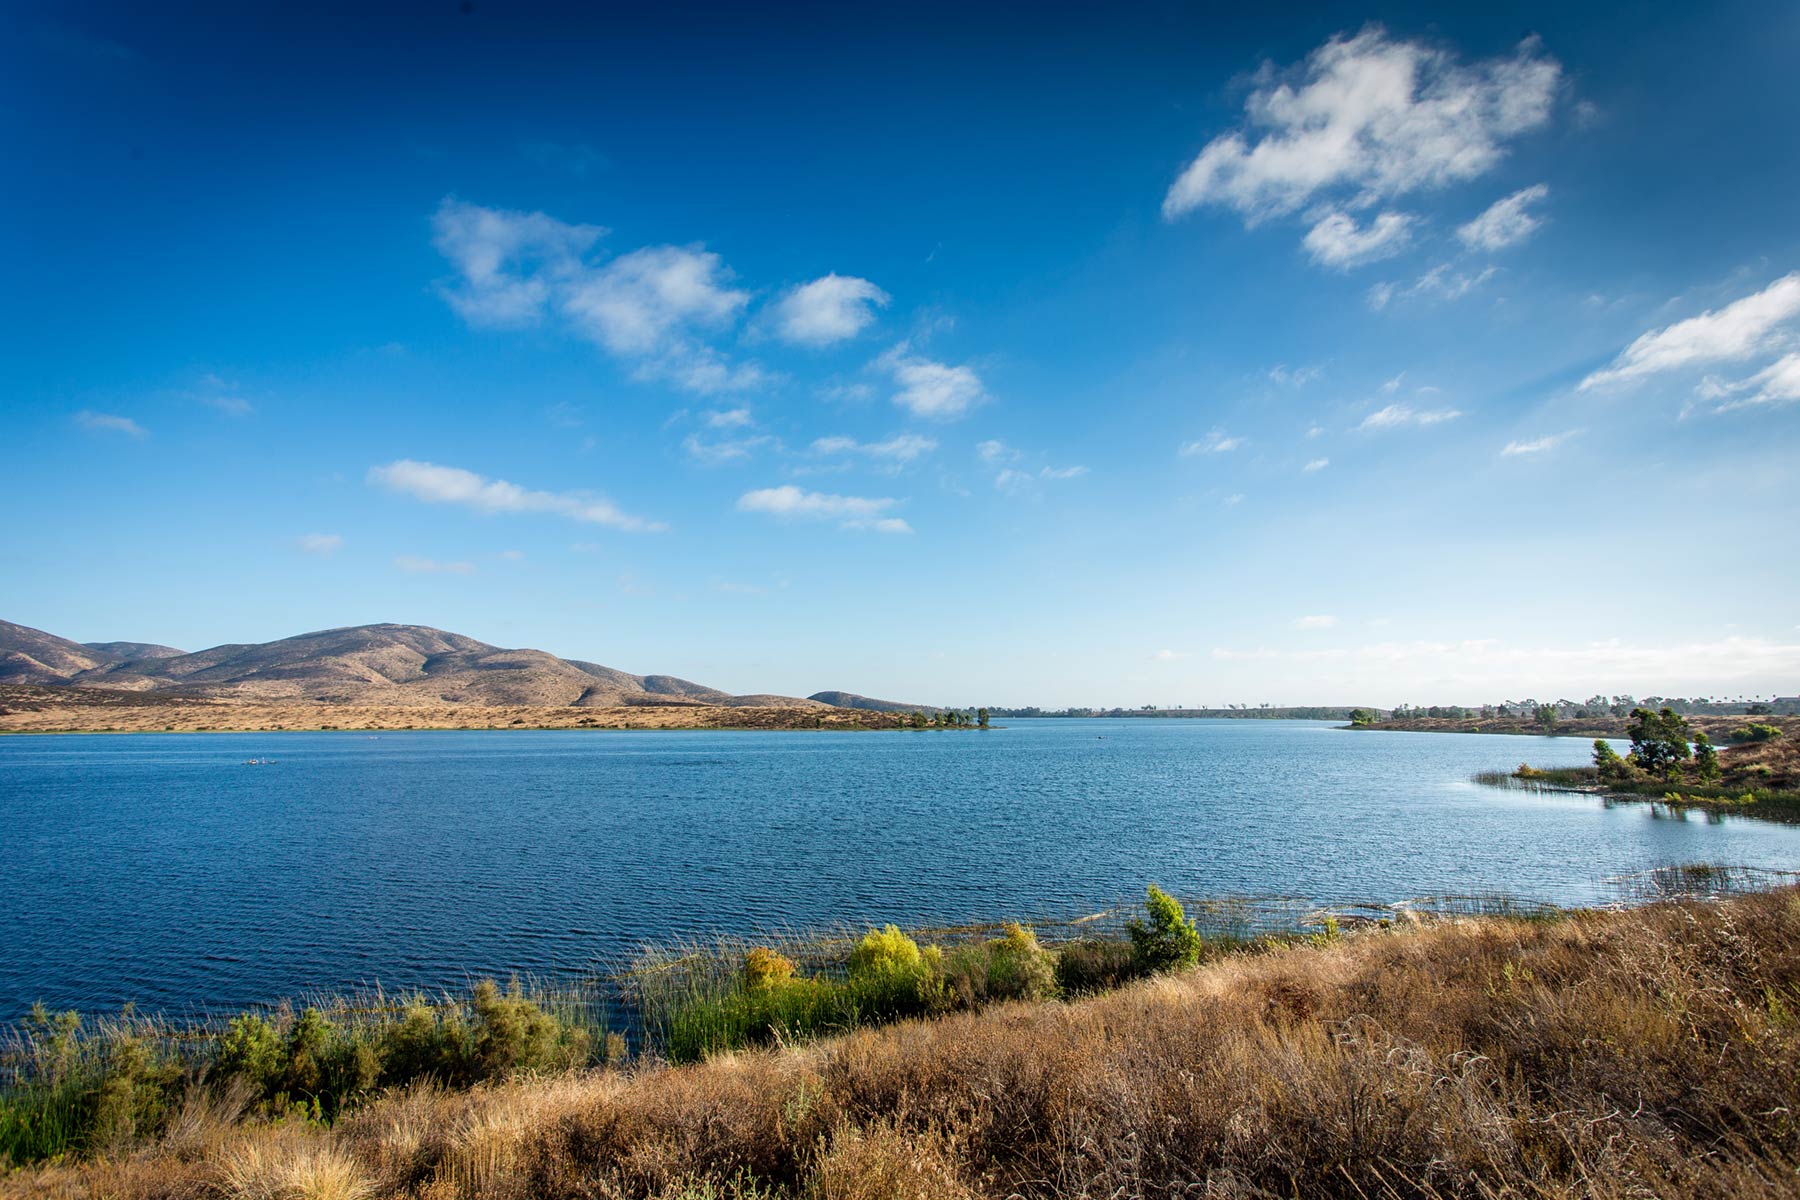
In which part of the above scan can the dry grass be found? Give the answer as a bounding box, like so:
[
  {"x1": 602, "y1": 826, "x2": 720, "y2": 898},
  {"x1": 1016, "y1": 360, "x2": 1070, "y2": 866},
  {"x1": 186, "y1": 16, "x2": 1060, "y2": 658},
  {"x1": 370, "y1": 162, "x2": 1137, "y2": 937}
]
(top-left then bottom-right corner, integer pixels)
[{"x1": 7, "y1": 890, "x2": 1800, "y2": 1199}]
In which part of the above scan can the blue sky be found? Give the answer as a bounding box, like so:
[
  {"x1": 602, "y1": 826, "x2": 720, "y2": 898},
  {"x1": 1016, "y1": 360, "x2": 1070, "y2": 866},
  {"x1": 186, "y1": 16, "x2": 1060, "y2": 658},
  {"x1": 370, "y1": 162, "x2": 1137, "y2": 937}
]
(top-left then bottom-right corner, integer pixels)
[{"x1": 5, "y1": 0, "x2": 1798, "y2": 706}]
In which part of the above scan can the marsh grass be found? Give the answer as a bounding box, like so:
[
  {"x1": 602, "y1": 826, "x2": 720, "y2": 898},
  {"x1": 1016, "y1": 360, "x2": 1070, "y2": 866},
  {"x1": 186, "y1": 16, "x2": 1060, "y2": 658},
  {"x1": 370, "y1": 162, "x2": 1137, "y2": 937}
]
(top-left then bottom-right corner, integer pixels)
[{"x1": 12, "y1": 887, "x2": 1800, "y2": 1199}]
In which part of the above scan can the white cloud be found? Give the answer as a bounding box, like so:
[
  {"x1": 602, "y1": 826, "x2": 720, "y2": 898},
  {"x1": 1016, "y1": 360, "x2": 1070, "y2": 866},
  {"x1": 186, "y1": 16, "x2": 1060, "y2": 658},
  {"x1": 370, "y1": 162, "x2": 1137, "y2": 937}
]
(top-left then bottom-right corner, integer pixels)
[
  {"x1": 994, "y1": 468, "x2": 1034, "y2": 492},
  {"x1": 395, "y1": 555, "x2": 475, "y2": 575},
  {"x1": 1457, "y1": 183, "x2": 1549, "y2": 250},
  {"x1": 1163, "y1": 27, "x2": 1559, "y2": 223},
  {"x1": 682, "y1": 432, "x2": 776, "y2": 465},
  {"x1": 562, "y1": 244, "x2": 748, "y2": 355},
  {"x1": 736, "y1": 485, "x2": 910, "y2": 533},
  {"x1": 1500, "y1": 429, "x2": 1580, "y2": 456},
  {"x1": 1223, "y1": 493, "x2": 1245, "y2": 507},
  {"x1": 1179, "y1": 429, "x2": 1246, "y2": 455},
  {"x1": 877, "y1": 344, "x2": 986, "y2": 420},
  {"x1": 1303, "y1": 209, "x2": 1413, "y2": 268},
  {"x1": 1371, "y1": 263, "x2": 1497, "y2": 310},
  {"x1": 1580, "y1": 273, "x2": 1800, "y2": 390},
  {"x1": 976, "y1": 439, "x2": 1018, "y2": 464},
  {"x1": 773, "y1": 274, "x2": 890, "y2": 345},
  {"x1": 431, "y1": 198, "x2": 760, "y2": 395},
  {"x1": 75, "y1": 410, "x2": 147, "y2": 438},
  {"x1": 1040, "y1": 464, "x2": 1089, "y2": 480},
  {"x1": 1294, "y1": 614, "x2": 1338, "y2": 630},
  {"x1": 298, "y1": 533, "x2": 343, "y2": 555},
  {"x1": 431, "y1": 197, "x2": 601, "y2": 327},
  {"x1": 704, "y1": 407, "x2": 753, "y2": 429},
  {"x1": 368, "y1": 459, "x2": 665, "y2": 532},
  {"x1": 809, "y1": 433, "x2": 937, "y2": 462},
  {"x1": 1268, "y1": 364, "x2": 1323, "y2": 387},
  {"x1": 1381, "y1": 373, "x2": 1404, "y2": 393},
  {"x1": 1358, "y1": 403, "x2": 1461, "y2": 430},
  {"x1": 1699, "y1": 353, "x2": 1800, "y2": 413},
  {"x1": 1303, "y1": 457, "x2": 1330, "y2": 472},
  {"x1": 1151, "y1": 648, "x2": 1191, "y2": 662}
]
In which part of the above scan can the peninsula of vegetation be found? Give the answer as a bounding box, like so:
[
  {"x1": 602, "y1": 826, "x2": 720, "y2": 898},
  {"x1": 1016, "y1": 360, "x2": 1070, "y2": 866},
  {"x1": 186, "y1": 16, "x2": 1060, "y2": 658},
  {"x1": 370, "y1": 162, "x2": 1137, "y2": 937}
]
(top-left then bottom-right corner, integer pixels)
[
  {"x1": 1486, "y1": 706, "x2": 1800, "y2": 822},
  {"x1": 4, "y1": 883, "x2": 1797, "y2": 1199}
]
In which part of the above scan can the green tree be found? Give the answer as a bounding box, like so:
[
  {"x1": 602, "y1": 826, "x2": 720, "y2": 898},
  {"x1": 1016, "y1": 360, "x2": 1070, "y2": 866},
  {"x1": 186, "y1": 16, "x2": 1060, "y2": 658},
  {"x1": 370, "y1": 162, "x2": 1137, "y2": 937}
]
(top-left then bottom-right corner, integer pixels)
[
  {"x1": 1627, "y1": 707, "x2": 1693, "y2": 778},
  {"x1": 1348, "y1": 707, "x2": 1379, "y2": 727},
  {"x1": 1535, "y1": 704, "x2": 1558, "y2": 732},
  {"x1": 1592, "y1": 739, "x2": 1630, "y2": 783},
  {"x1": 1693, "y1": 731, "x2": 1720, "y2": 783},
  {"x1": 1127, "y1": 885, "x2": 1202, "y2": 974},
  {"x1": 976, "y1": 707, "x2": 990, "y2": 728}
]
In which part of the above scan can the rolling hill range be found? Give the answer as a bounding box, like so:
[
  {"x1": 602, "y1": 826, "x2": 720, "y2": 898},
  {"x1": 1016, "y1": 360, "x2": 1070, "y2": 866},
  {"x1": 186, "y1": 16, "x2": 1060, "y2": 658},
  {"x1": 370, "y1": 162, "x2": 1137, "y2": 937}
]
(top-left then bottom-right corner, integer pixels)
[{"x1": 0, "y1": 618, "x2": 838, "y2": 709}]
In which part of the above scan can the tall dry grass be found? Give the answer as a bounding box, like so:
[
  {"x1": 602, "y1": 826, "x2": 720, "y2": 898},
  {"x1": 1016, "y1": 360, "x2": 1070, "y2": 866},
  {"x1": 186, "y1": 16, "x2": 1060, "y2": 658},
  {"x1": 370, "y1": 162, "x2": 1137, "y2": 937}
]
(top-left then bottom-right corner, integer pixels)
[{"x1": 6, "y1": 889, "x2": 1800, "y2": 1199}]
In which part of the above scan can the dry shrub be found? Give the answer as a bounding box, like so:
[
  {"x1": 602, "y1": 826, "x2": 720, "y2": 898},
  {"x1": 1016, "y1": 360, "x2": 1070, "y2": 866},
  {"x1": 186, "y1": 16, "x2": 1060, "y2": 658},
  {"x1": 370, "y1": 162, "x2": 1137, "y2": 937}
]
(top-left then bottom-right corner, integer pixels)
[
  {"x1": 807, "y1": 1122, "x2": 973, "y2": 1200},
  {"x1": 218, "y1": 1136, "x2": 372, "y2": 1200}
]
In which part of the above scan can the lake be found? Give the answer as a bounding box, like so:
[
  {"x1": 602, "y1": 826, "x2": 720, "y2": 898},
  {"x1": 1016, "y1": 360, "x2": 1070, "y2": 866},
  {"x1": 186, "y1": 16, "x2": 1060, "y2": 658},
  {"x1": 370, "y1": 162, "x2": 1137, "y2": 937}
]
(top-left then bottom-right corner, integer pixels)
[{"x1": 3, "y1": 718, "x2": 1798, "y2": 1018}]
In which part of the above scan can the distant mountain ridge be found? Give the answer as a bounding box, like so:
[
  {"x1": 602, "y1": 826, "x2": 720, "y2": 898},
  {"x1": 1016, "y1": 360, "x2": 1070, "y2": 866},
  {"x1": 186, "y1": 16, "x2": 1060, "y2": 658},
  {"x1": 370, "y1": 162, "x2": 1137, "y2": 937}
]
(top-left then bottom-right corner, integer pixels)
[
  {"x1": 0, "y1": 618, "x2": 860, "y2": 710},
  {"x1": 806, "y1": 690, "x2": 940, "y2": 714}
]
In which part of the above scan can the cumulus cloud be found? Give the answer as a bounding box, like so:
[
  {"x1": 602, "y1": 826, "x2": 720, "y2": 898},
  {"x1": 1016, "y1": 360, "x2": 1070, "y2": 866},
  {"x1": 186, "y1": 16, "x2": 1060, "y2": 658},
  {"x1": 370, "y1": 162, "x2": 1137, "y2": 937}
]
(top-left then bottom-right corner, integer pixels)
[
  {"x1": 1179, "y1": 429, "x2": 1246, "y2": 455},
  {"x1": 1303, "y1": 210, "x2": 1413, "y2": 268},
  {"x1": 773, "y1": 274, "x2": 890, "y2": 345},
  {"x1": 1580, "y1": 273, "x2": 1800, "y2": 390},
  {"x1": 1500, "y1": 429, "x2": 1580, "y2": 456},
  {"x1": 394, "y1": 555, "x2": 475, "y2": 575},
  {"x1": 430, "y1": 198, "x2": 760, "y2": 394},
  {"x1": 368, "y1": 459, "x2": 664, "y2": 532},
  {"x1": 877, "y1": 344, "x2": 986, "y2": 420},
  {"x1": 809, "y1": 433, "x2": 937, "y2": 462},
  {"x1": 1457, "y1": 183, "x2": 1549, "y2": 250},
  {"x1": 736, "y1": 485, "x2": 910, "y2": 532},
  {"x1": 1163, "y1": 27, "x2": 1559, "y2": 223},
  {"x1": 75, "y1": 410, "x2": 147, "y2": 438},
  {"x1": 298, "y1": 533, "x2": 343, "y2": 555},
  {"x1": 1358, "y1": 403, "x2": 1461, "y2": 430}
]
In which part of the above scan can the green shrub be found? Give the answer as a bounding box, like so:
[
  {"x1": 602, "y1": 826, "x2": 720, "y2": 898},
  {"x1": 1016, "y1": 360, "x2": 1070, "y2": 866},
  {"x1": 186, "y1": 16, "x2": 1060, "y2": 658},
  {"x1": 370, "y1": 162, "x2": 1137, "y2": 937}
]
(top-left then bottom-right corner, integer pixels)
[
  {"x1": 743, "y1": 947, "x2": 796, "y2": 991},
  {"x1": 1592, "y1": 739, "x2": 1631, "y2": 783},
  {"x1": 1128, "y1": 885, "x2": 1202, "y2": 974},
  {"x1": 849, "y1": 926, "x2": 923, "y2": 979},
  {"x1": 1729, "y1": 722, "x2": 1782, "y2": 743},
  {"x1": 470, "y1": 979, "x2": 592, "y2": 1079},
  {"x1": 1054, "y1": 938, "x2": 1140, "y2": 995},
  {"x1": 1694, "y1": 732, "x2": 1720, "y2": 783},
  {"x1": 985, "y1": 924, "x2": 1057, "y2": 1002}
]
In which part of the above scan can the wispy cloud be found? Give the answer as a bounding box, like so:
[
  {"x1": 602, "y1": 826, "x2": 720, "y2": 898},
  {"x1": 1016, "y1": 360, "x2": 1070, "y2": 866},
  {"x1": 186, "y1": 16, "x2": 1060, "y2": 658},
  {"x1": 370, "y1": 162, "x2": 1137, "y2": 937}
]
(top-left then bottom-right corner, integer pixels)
[
  {"x1": 1268, "y1": 364, "x2": 1323, "y2": 387},
  {"x1": 395, "y1": 555, "x2": 474, "y2": 575},
  {"x1": 682, "y1": 432, "x2": 777, "y2": 465},
  {"x1": 1039, "y1": 464, "x2": 1089, "y2": 480},
  {"x1": 368, "y1": 459, "x2": 665, "y2": 532},
  {"x1": 1357, "y1": 403, "x2": 1461, "y2": 430},
  {"x1": 1303, "y1": 210, "x2": 1413, "y2": 268},
  {"x1": 1370, "y1": 263, "x2": 1497, "y2": 309},
  {"x1": 809, "y1": 433, "x2": 937, "y2": 462},
  {"x1": 1151, "y1": 648, "x2": 1191, "y2": 662},
  {"x1": 876, "y1": 344, "x2": 986, "y2": 420},
  {"x1": 976, "y1": 439, "x2": 1018, "y2": 464},
  {"x1": 1163, "y1": 26, "x2": 1560, "y2": 254},
  {"x1": 1294, "y1": 614, "x2": 1338, "y2": 630},
  {"x1": 1303, "y1": 457, "x2": 1330, "y2": 472},
  {"x1": 74, "y1": 410, "x2": 147, "y2": 438},
  {"x1": 298, "y1": 533, "x2": 343, "y2": 555},
  {"x1": 737, "y1": 485, "x2": 911, "y2": 533},
  {"x1": 1179, "y1": 429, "x2": 1246, "y2": 455},
  {"x1": 1580, "y1": 273, "x2": 1800, "y2": 391},
  {"x1": 704, "y1": 407, "x2": 753, "y2": 429},
  {"x1": 1500, "y1": 429, "x2": 1580, "y2": 456},
  {"x1": 1697, "y1": 353, "x2": 1800, "y2": 413},
  {"x1": 773, "y1": 274, "x2": 890, "y2": 345},
  {"x1": 1457, "y1": 183, "x2": 1549, "y2": 250}
]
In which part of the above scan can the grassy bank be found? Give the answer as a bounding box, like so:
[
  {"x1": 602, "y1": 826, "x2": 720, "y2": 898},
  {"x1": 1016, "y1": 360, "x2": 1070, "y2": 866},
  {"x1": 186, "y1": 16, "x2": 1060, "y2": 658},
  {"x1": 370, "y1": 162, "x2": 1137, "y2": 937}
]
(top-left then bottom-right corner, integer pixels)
[{"x1": 6, "y1": 887, "x2": 1800, "y2": 1198}]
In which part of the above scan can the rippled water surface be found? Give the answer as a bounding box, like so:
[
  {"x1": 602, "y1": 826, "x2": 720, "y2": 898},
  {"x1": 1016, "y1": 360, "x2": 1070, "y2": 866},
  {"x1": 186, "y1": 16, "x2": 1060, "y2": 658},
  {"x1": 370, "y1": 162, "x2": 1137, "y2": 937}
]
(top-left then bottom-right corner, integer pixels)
[{"x1": 4, "y1": 719, "x2": 1799, "y2": 1016}]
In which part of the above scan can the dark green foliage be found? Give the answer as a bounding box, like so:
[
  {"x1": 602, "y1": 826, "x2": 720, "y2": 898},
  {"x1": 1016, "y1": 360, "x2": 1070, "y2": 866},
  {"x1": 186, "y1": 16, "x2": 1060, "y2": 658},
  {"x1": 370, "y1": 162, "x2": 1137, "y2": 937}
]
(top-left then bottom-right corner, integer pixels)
[
  {"x1": 1730, "y1": 722, "x2": 1783, "y2": 744},
  {"x1": 1592, "y1": 739, "x2": 1631, "y2": 783},
  {"x1": 1694, "y1": 732, "x2": 1720, "y2": 783},
  {"x1": 1054, "y1": 938, "x2": 1141, "y2": 994},
  {"x1": 1348, "y1": 708, "x2": 1379, "y2": 727},
  {"x1": 1128, "y1": 885, "x2": 1203, "y2": 974},
  {"x1": 1535, "y1": 704, "x2": 1557, "y2": 731},
  {"x1": 1627, "y1": 707, "x2": 1693, "y2": 777}
]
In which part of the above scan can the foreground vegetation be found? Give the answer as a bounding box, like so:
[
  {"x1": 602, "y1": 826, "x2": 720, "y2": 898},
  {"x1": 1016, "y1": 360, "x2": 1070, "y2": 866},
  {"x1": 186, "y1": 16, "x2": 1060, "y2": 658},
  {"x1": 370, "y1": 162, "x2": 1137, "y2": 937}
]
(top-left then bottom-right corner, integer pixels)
[{"x1": 6, "y1": 887, "x2": 1800, "y2": 1198}]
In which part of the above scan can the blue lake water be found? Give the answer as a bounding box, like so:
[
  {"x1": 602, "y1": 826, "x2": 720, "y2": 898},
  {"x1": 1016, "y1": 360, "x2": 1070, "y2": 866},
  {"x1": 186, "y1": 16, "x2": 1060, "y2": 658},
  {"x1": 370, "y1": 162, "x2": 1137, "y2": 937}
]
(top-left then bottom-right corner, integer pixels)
[{"x1": 3, "y1": 718, "x2": 1799, "y2": 1018}]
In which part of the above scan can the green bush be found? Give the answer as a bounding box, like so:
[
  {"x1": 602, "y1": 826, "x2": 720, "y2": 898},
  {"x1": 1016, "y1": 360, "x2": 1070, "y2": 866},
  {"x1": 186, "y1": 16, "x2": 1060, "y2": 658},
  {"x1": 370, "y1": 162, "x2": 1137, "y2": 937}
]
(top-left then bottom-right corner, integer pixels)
[
  {"x1": 743, "y1": 947, "x2": 796, "y2": 991},
  {"x1": 1729, "y1": 722, "x2": 1782, "y2": 743},
  {"x1": 1128, "y1": 885, "x2": 1202, "y2": 974},
  {"x1": 849, "y1": 925, "x2": 923, "y2": 979},
  {"x1": 985, "y1": 924, "x2": 1057, "y2": 1002},
  {"x1": 1054, "y1": 937, "x2": 1140, "y2": 995},
  {"x1": 1592, "y1": 739, "x2": 1632, "y2": 783}
]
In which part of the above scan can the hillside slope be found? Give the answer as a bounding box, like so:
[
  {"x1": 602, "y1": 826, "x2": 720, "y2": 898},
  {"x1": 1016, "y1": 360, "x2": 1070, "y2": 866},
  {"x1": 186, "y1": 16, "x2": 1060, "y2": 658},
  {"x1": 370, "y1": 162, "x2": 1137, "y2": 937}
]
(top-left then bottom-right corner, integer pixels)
[{"x1": 0, "y1": 619, "x2": 824, "y2": 709}]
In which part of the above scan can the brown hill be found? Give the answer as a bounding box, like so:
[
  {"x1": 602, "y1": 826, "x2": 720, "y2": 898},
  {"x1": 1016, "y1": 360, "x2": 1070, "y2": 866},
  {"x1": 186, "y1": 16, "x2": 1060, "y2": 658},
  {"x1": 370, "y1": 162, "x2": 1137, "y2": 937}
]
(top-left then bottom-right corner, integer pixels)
[{"x1": 0, "y1": 619, "x2": 826, "y2": 709}]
